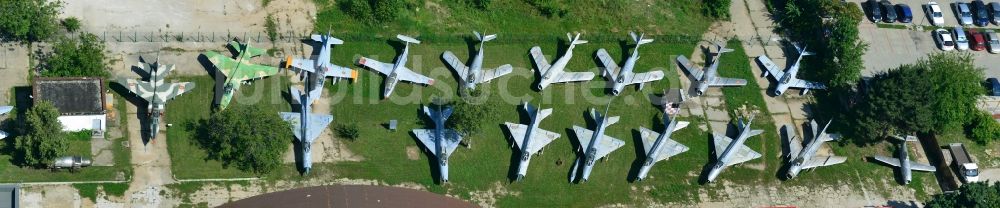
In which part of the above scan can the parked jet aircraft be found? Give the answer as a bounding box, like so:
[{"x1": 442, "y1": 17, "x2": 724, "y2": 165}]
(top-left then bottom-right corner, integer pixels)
[
  {"x1": 443, "y1": 31, "x2": 513, "y2": 91},
  {"x1": 756, "y1": 43, "x2": 827, "y2": 95},
  {"x1": 279, "y1": 72, "x2": 333, "y2": 175},
  {"x1": 203, "y1": 40, "x2": 280, "y2": 110},
  {"x1": 358, "y1": 35, "x2": 436, "y2": 99},
  {"x1": 596, "y1": 32, "x2": 664, "y2": 95},
  {"x1": 503, "y1": 102, "x2": 561, "y2": 181},
  {"x1": 569, "y1": 107, "x2": 625, "y2": 183},
  {"x1": 871, "y1": 135, "x2": 936, "y2": 184},
  {"x1": 635, "y1": 114, "x2": 690, "y2": 181},
  {"x1": 676, "y1": 42, "x2": 747, "y2": 96},
  {"x1": 0, "y1": 106, "x2": 11, "y2": 139},
  {"x1": 784, "y1": 120, "x2": 846, "y2": 178},
  {"x1": 413, "y1": 104, "x2": 463, "y2": 183},
  {"x1": 285, "y1": 32, "x2": 358, "y2": 102},
  {"x1": 706, "y1": 116, "x2": 763, "y2": 183},
  {"x1": 530, "y1": 33, "x2": 596, "y2": 90},
  {"x1": 117, "y1": 56, "x2": 195, "y2": 141}
]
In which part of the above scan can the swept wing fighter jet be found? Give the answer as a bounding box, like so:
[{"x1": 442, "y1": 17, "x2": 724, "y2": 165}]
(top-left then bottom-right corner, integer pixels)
[
  {"x1": 871, "y1": 135, "x2": 936, "y2": 184},
  {"x1": 756, "y1": 43, "x2": 827, "y2": 95},
  {"x1": 596, "y1": 32, "x2": 664, "y2": 95},
  {"x1": 203, "y1": 40, "x2": 280, "y2": 110},
  {"x1": 676, "y1": 42, "x2": 748, "y2": 96},
  {"x1": 706, "y1": 116, "x2": 763, "y2": 183},
  {"x1": 442, "y1": 31, "x2": 513, "y2": 90},
  {"x1": 413, "y1": 105, "x2": 463, "y2": 183},
  {"x1": 0, "y1": 106, "x2": 11, "y2": 139},
  {"x1": 358, "y1": 35, "x2": 435, "y2": 99},
  {"x1": 635, "y1": 114, "x2": 690, "y2": 181},
  {"x1": 117, "y1": 56, "x2": 195, "y2": 141},
  {"x1": 569, "y1": 107, "x2": 625, "y2": 183},
  {"x1": 530, "y1": 33, "x2": 596, "y2": 90},
  {"x1": 784, "y1": 120, "x2": 846, "y2": 178},
  {"x1": 285, "y1": 32, "x2": 358, "y2": 100},
  {"x1": 279, "y1": 72, "x2": 333, "y2": 175},
  {"x1": 503, "y1": 102, "x2": 560, "y2": 181}
]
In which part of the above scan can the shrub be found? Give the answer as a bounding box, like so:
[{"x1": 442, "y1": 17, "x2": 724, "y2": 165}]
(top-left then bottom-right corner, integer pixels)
[
  {"x1": 336, "y1": 123, "x2": 360, "y2": 140},
  {"x1": 966, "y1": 111, "x2": 1000, "y2": 144},
  {"x1": 62, "y1": 17, "x2": 81, "y2": 32},
  {"x1": 703, "y1": 0, "x2": 732, "y2": 19},
  {"x1": 264, "y1": 14, "x2": 278, "y2": 42}
]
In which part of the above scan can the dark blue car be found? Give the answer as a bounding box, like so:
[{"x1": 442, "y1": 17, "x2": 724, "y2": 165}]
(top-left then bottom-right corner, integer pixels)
[
  {"x1": 974, "y1": 0, "x2": 990, "y2": 26},
  {"x1": 896, "y1": 4, "x2": 913, "y2": 23}
]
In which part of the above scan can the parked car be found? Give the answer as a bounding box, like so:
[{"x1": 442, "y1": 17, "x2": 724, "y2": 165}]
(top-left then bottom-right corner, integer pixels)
[
  {"x1": 928, "y1": 2, "x2": 946, "y2": 25},
  {"x1": 986, "y1": 30, "x2": 1000, "y2": 53},
  {"x1": 958, "y1": 2, "x2": 975, "y2": 25},
  {"x1": 991, "y1": 2, "x2": 1000, "y2": 25},
  {"x1": 970, "y1": 30, "x2": 987, "y2": 51},
  {"x1": 934, "y1": 29, "x2": 956, "y2": 51},
  {"x1": 869, "y1": 0, "x2": 883, "y2": 22},
  {"x1": 955, "y1": 27, "x2": 971, "y2": 50},
  {"x1": 897, "y1": 4, "x2": 913, "y2": 22},
  {"x1": 973, "y1": 0, "x2": 990, "y2": 26},
  {"x1": 882, "y1": 0, "x2": 898, "y2": 22},
  {"x1": 987, "y1": 78, "x2": 1000, "y2": 96}
]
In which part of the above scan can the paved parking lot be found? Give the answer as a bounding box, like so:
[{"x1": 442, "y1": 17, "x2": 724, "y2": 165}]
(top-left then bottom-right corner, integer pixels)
[{"x1": 851, "y1": 0, "x2": 1000, "y2": 78}]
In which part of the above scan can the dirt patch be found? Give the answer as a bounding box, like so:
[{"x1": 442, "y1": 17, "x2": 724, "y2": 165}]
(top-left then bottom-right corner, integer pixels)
[
  {"x1": 19, "y1": 185, "x2": 82, "y2": 208},
  {"x1": 406, "y1": 146, "x2": 420, "y2": 160},
  {"x1": 465, "y1": 182, "x2": 520, "y2": 208}
]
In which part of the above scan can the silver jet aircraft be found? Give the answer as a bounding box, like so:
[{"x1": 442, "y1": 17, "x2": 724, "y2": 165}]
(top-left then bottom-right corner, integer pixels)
[
  {"x1": 706, "y1": 116, "x2": 763, "y2": 183},
  {"x1": 358, "y1": 35, "x2": 435, "y2": 99},
  {"x1": 756, "y1": 43, "x2": 826, "y2": 95},
  {"x1": 530, "y1": 33, "x2": 596, "y2": 90},
  {"x1": 279, "y1": 72, "x2": 333, "y2": 175},
  {"x1": 443, "y1": 31, "x2": 513, "y2": 90},
  {"x1": 503, "y1": 102, "x2": 560, "y2": 181},
  {"x1": 635, "y1": 114, "x2": 690, "y2": 181},
  {"x1": 286, "y1": 32, "x2": 358, "y2": 100},
  {"x1": 117, "y1": 56, "x2": 195, "y2": 141},
  {"x1": 569, "y1": 107, "x2": 625, "y2": 183},
  {"x1": 676, "y1": 42, "x2": 748, "y2": 96},
  {"x1": 596, "y1": 32, "x2": 664, "y2": 95},
  {"x1": 784, "y1": 120, "x2": 846, "y2": 178},
  {"x1": 413, "y1": 105, "x2": 463, "y2": 183},
  {"x1": 871, "y1": 135, "x2": 936, "y2": 184},
  {"x1": 0, "y1": 106, "x2": 11, "y2": 139}
]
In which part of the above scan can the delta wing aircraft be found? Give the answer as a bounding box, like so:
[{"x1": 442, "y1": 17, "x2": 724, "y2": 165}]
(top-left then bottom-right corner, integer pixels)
[
  {"x1": 871, "y1": 135, "x2": 936, "y2": 184},
  {"x1": 635, "y1": 114, "x2": 690, "y2": 181},
  {"x1": 203, "y1": 40, "x2": 280, "y2": 110},
  {"x1": 413, "y1": 104, "x2": 463, "y2": 183},
  {"x1": 676, "y1": 42, "x2": 747, "y2": 96},
  {"x1": 117, "y1": 56, "x2": 195, "y2": 141},
  {"x1": 595, "y1": 32, "x2": 664, "y2": 95},
  {"x1": 358, "y1": 35, "x2": 435, "y2": 99},
  {"x1": 279, "y1": 72, "x2": 333, "y2": 175},
  {"x1": 443, "y1": 31, "x2": 513, "y2": 90},
  {"x1": 756, "y1": 43, "x2": 827, "y2": 95},
  {"x1": 530, "y1": 33, "x2": 596, "y2": 90},
  {"x1": 784, "y1": 120, "x2": 846, "y2": 178},
  {"x1": 0, "y1": 106, "x2": 11, "y2": 139},
  {"x1": 569, "y1": 107, "x2": 625, "y2": 183},
  {"x1": 503, "y1": 102, "x2": 560, "y2": 181},
  {"x1": 286, "y1": 32, "x2": 358, "y2": 99},
  {"x1": 706, "y1": 116, "x2": 763, "y2": 182}
]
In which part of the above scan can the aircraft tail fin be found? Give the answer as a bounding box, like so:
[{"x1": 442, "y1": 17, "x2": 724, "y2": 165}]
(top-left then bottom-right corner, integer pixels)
[
  {"x1": 567, "y1": 33, "x2": 588, "y2": 45},
  {"x1": 715, "y1": 41, "x2": 734, "y2": 54},
  {"x1": 397, "y1": 34, "x2": 421, "y2": 44},
  {"x1": 474, "y1": 31, "x2": 497, "y2": 42},
  {"x1": 524, "y1": 102, "x2": 553, "y2": 121},
  {"x1": 423, "y1": 105, "x2": 454, "y2": 125},
  {"x1": 629, "y1": 31, "x2": 654, "y2": 47}
]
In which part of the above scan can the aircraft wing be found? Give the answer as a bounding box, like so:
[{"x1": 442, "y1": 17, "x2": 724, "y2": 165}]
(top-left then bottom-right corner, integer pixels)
[
  {"x1": 203, "y1": 51, "x2": 240, "y2": 77},
  {"x1": 553, "y1": 72, "x2": 595, "y2": 83},
  {"x1": 396, "y1": 67, "x2": 435, "y2": 85},
  {"x1": 324, "y1": 64, "x2": 356, "y2": 79},
  {"x1": 412, "y1": 129, "x2": 438, "y2": 155},
  {"x1": 756, "y1": 55, "x2": 785, "y2": 79},
  {"x1": 118, "y1": 78, "x2": 155, "y2": 102},
  {"x1": 443, "y1": 129, "x2": 463, "y2": 155},
  {"x1": 442, "y1": 51, "x2": 469, "y2": 81},
  {"x1": 787, "y1": 78, "x2": 827, "y2": 90},
  {"x1": 708, "y1": 77, "x2": 748, "y2": 87},
  {"x1": 504, "y1": 122, "x2": 529, "y2": 148},
  {"x1": 626, "y1": 71, "x2": 665, "y2": 85},
  {"x1": 529, "y1": 46, "x2": 551, "y2": 73},
  {"x1": 0, "y1": 106, "x2": 13, "y2": 115},
  {"x1": 479, "y1": 64, "x2": 513, "y2": 83},
  {"x1": 229, "y1": 63, "x2": 279, "y2": 82},
  {"x1": 909, "y1": 162, "x2": 937, "y2": 172},
  {"x1": 572, "y1": 126, "x2": 594, "y2": 153},
  {"x1": 526, "y1": 128, "x2": 560, "y2": 154},
  {"x1": 801, "y1": 156, "x2": 847, "y2": 169},
  {"x1": 358, "y1": 57, "x2": 394, "y2": 75},
  {"x1": 595, "y1": 49, "x2": 619, "y2": 78},
  {"x1": 676, "y1": 55, "x2": 705, "y2": 80},
  {"x1": 638, "y1": 127, "x2": 688, "y2": 161},
  {"x1": 289, "y1": 58, "x2": 316, "y2": 73},
  {"x1": 872, "y1": 155, "x2": 901, "y2": 167},
  {"x1": 783, "y1": 124, "x2": 803, "y2": 158},
  {"x1": 593, "y1": 136, "x2": 625, "y2": 159},
  {"x1": 162, "y1": 82, "x2": 195, "y2": 102},
  {"x1": 713, "y1": 133, "x2": 761, "y2": 166}
]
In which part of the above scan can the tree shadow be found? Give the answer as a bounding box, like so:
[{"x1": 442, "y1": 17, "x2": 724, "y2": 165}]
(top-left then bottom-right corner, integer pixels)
[
  {"x1": 0, "y1": 86, "x2": 33, "y2": 166},
  {"x1": 500, "y1": 123, "x2": 520, "y2": 183},
  {"x1": 776, "y1": 123, "x2": 796, "y2": 181},
  {"x1": 564, "y1": 127, "x2": 583, "y2": 184}
]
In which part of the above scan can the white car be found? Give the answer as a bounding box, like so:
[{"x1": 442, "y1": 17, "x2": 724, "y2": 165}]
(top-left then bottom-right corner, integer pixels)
[
  {"x1": 934, "y1": 29, "x2": 956, "y2": 51},
  {"x1": 927, "y1": 2, "x2": 945, "y2": 25},
  {"x1": 954, "y1": 27, "x2": 970, "y2": 51}
]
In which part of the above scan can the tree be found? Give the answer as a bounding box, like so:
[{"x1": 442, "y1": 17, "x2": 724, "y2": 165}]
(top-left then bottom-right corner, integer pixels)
[
  {"x1": 14, "y1": 101, "x2": 68, "y2": 167},
  {"x1": 966, "y1": 111, "x2": 1000, "y2": 144},
  {"x1": 196, "y1": 104, "x2": 291, "y2": 175},
  {"x1": 0, "y1": 0, "x2": 62, "y2": 42},
  {"x1": 62, "y1": 17, "x2": 81, "y2": 33},
  {"x1": 444, "y1": 98, "x2": 499, "y2": 149},
  {"x1": 703, "y1": 0, "x2": 732, "y2": 19},
  {"x1": 339, "y1": 0, "x2": 373, "y2": 24},
  {"x1": 264, "y1": 14, "x2": 277, "y2": 42},
  {"x1": 40, "y1": 33, "x2": 110, "y2": 78},
  {"x1": 926, "y1": 182, "x2": 1000, "y2": 208},
  {"x1": 777, "y1": 0, "x2": 866, "y2": 91}
]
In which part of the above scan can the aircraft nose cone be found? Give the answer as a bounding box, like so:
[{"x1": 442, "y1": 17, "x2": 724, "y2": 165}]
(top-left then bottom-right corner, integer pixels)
[
  {"x1": 612, "y1": 90, "x2": 620, "y2": 95},
  {"x1": 302, "y1": 167, "x2": 311, "y2": 175},
  {"x1": 774, "y1": 90, "x2": 782, "y2": 96}
]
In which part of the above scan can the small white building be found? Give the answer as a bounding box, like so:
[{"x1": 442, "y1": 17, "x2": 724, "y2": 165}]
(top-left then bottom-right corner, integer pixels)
[{"x1": 33, "y1": 77, "x2": 107, "y2": 132}]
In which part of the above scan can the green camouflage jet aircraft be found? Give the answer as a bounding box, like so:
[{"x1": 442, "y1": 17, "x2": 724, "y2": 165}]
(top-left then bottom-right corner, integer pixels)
[{"x1": 202, "y1": 40, "x2": 280, "y2": 110}]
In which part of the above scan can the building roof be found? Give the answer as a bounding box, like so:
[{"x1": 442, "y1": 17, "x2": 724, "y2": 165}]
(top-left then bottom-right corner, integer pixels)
[
  {"x1": 0, "y1": 184, "x2": 18, "y2": 208},
  {"x1": 33, "y1": 77, "x2": 106, "y2": 115}
]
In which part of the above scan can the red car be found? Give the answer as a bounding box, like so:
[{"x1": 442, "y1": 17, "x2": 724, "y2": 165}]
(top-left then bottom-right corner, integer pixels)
[{"x1": 970, "y1": 30, "x2": 987, "y2": 51}]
